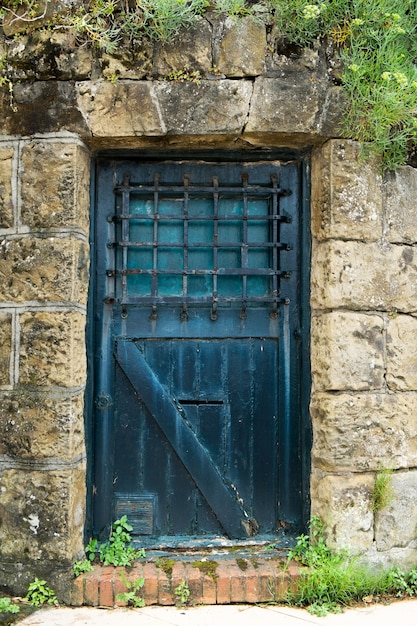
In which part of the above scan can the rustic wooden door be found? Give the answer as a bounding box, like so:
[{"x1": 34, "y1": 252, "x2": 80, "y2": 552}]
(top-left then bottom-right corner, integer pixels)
[{"x1": 91, "y1": 153, "x2": 310, "y2": 544}]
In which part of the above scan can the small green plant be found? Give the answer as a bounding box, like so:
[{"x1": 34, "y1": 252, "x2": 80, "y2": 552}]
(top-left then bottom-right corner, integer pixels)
[
  {"x1": 64, "y1": 0, "x2": 209, "y2": 48},
  {"x1": 115, "y1": 572, "x2": 145, "y2": 607},
  {"x1": 66, "y1": 0, "x2": 122, "y2": 54},
  {"x1": 308, "y1": 601, "x2": 342, "y2": 617},
  {"x1": 85, "y1": 516, "x2": 146, "y2": 567},
  {"x1": 73, "y1": 558, "x2": 94, "y2": 577},
  {"x1": 372, "y1": 469, "x2": 394, "y2": 513},
  {"x1": 0, "y1": 55, "x2": 16, "y2": 112},
  {"x1": 288, "y1": 519, "x2": 417, "y2": 613},
  {"x1": 100, "y1": 516, "x2": 145, "y2": 566},
  {"x1": 288, "y1": 516, "x2": 342, "y2": 568},
  {"x1": 167, "y1": 64, "x2": 202, "y2": 84},
  {"x1": 214, "y1": 0, "x2": 252, "y2": 18},
  {"x1": 134, "y1": 0, "x2": 209, "y2": 42},
  {"x1": 0, "y1": 597, "x2": 20, "y2": 614},
  {"x1": 25, "y1": 578, "x2": 58, "y2": 607},
  {"x1": 386, "y1": 567, "x2": 417, "y2": 597},
  {"x1": 174, "y1": 579, "x2": 190, "y2": 606},
  {"x1": 85, "y1": 537, "x2": 99, "y2": 562}
]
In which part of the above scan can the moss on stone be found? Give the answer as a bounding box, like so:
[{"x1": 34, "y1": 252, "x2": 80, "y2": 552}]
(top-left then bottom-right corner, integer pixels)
[
  {"x1": 192, "y1": 560, "x2": 218, "y2": 580},
  {"x1": 236, "y1": 558, "x2": 248, "y2": 571},
  {"x1": 155, "y1": 558, "x2": 175, "y2": 578}
]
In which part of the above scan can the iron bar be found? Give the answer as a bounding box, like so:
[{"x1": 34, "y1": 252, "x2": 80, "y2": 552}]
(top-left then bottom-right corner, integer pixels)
[{"x1": 111, "y1": 171, "x2": 293, "y2": 312}]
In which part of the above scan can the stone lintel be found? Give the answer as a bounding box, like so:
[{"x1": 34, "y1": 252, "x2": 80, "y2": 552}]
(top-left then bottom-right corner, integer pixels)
[{"x1": 245, "y1": 76, "x2": 322, "y2": 135}]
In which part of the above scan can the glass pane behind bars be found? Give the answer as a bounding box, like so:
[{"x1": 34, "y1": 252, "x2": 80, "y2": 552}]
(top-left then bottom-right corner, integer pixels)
[{"x1": 116, "y1": 192, "x2": 271, "y2": 300}]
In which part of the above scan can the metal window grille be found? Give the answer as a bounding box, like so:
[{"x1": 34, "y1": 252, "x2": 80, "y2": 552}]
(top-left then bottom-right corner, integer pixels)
[{"x1": 106, "y1": 172, "x2": 293, "y2": 318}]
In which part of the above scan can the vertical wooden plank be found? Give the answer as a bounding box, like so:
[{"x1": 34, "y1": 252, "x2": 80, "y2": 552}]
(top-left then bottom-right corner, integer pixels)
[
  {"x1": 252, "y1": 338, "x2": 279, "y2": 530},
  {"x1": 223, "y1": 340, "x2": 253, "y2": 510}
]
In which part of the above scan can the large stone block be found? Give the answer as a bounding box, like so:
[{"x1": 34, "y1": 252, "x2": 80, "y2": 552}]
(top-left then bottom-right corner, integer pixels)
[
  {"x1": 311, "y1": 392, "x2": 417, "y2": 472},
  {"x1": 154, "y1": 18, "x2": 212, "y2": 76},
  {"x1": 100, "y1": 39, "x2": 153, "y2": 81},
  {"x1": 2, "y1": 82, "x2": 88, "y2": 137},
  {"x1": 383, "y1": 166, "x2": 417, "y2": 244},
  {"x1": 214, "y1": 16, "x2": 266, "y2": 77},
  {"x1": 0, "y1": 466, "x2": 85, "y2": 562},
  {"x1": 312, "y1": 140, "x2": 382, "y2": 241},
  {"x1": 77, "y1": 81, "x2": 166, "y2": 137},
  {"x1": 7, "y1": 30, "x2": 92, "y2": 81},
  {"x1": 311, "y1": 311, "x2": 385, "y2": 391},
  {"x1": 0, "y1": 313, "x2": 12, "y2": 386},
  {"x1": 21, "y1": 140, "x2": 90, "y2": 231},
  {"x1": 0, "y1": 391, "x2": 85, "y2": 461},
  {"x1": 154, "y1": 79, "x2": 252, "y2": 134},
  {"x1": 310, "y1": 471, "x2": 374, "y2": 554},
  {"x1": 0, "y1": 237, "x2": 89, "y2": 304},
  {"x1": 19, "y1": 311, "x2": 87, "y2": 388},
  {"x1": 244, "y1": 76, "x2": 321, "y2": 135},
  {"x1": 0, "y1": 146, "x2": 15, "y2": 229},
  {"x1": 374, "y1": 471, "x2": 417, "y2": 552},
  {"x1": 311, "y1": 240, "x2": 417, "y2": 312},
  {"x1": 386, "y1": 314, "x2": 417, "y2": 391}
]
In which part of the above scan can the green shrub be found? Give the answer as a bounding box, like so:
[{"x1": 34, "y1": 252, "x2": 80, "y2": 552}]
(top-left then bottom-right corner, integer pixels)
[
  {"x1": 271, "y1": 0, "x2": 417, "y2": 169},
  {"x1": 287, "y1": 516, "x2": 417, "y2": 615}
]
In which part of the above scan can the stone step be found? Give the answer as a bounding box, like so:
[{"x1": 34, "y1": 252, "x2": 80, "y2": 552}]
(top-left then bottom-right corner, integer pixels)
[{"x1": 71, "y1": 558, "x2": 301, "y2": 607}]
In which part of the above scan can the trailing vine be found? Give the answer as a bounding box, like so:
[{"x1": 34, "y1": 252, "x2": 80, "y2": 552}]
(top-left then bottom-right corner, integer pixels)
[{"x1": 0, "y1": 0, "x2": 417, "y2": 169}]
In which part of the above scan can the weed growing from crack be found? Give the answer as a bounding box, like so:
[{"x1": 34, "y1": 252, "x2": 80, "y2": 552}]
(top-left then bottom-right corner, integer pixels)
[
  {"x1": 174, "y1": 579, "x2": 190, "y2": 606},
  {"x1": 372, "y1": 469, "x2": 393, "y2": 513},
  {"x1": 115, "y1": 572, "x2": 145, "y2": 607}
]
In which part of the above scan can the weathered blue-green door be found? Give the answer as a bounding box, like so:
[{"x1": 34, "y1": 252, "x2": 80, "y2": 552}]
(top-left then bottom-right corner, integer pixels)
[{"x1": 91, "y1": 154, "x2": 310, "y2": 544}]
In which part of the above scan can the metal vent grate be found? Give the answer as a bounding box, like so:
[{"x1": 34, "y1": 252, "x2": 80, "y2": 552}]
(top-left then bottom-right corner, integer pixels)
[{"x1": 105, "y1": 171, "x2": 293, "y2": 318}]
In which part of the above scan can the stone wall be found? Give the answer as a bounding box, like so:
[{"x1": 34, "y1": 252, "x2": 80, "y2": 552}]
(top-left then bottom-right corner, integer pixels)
[
  {"x1": 0, "y1": 136, "x2": 90, "y2": 597},
  {"x1": 1, "y1": 10, "x2": 417, "y2": 597},
  {"x1": 311, "y1": 141, "x2": 417, "y2": 568}
]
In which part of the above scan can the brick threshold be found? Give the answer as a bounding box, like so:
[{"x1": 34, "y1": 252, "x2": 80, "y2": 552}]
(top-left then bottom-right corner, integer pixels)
[{"x1": 71, "y1": 554, "x2": 301, "y2": 607}]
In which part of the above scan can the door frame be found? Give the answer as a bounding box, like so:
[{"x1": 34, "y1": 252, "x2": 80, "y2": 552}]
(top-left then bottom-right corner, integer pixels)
[{"x1": 85, "y1": 148, "x2": 312, "y2": 543}]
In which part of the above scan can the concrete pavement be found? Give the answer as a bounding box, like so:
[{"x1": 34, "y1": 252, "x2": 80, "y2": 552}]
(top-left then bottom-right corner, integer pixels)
[{"x1": 14, "y1": 599, "x2": 417, "y2": 626}]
